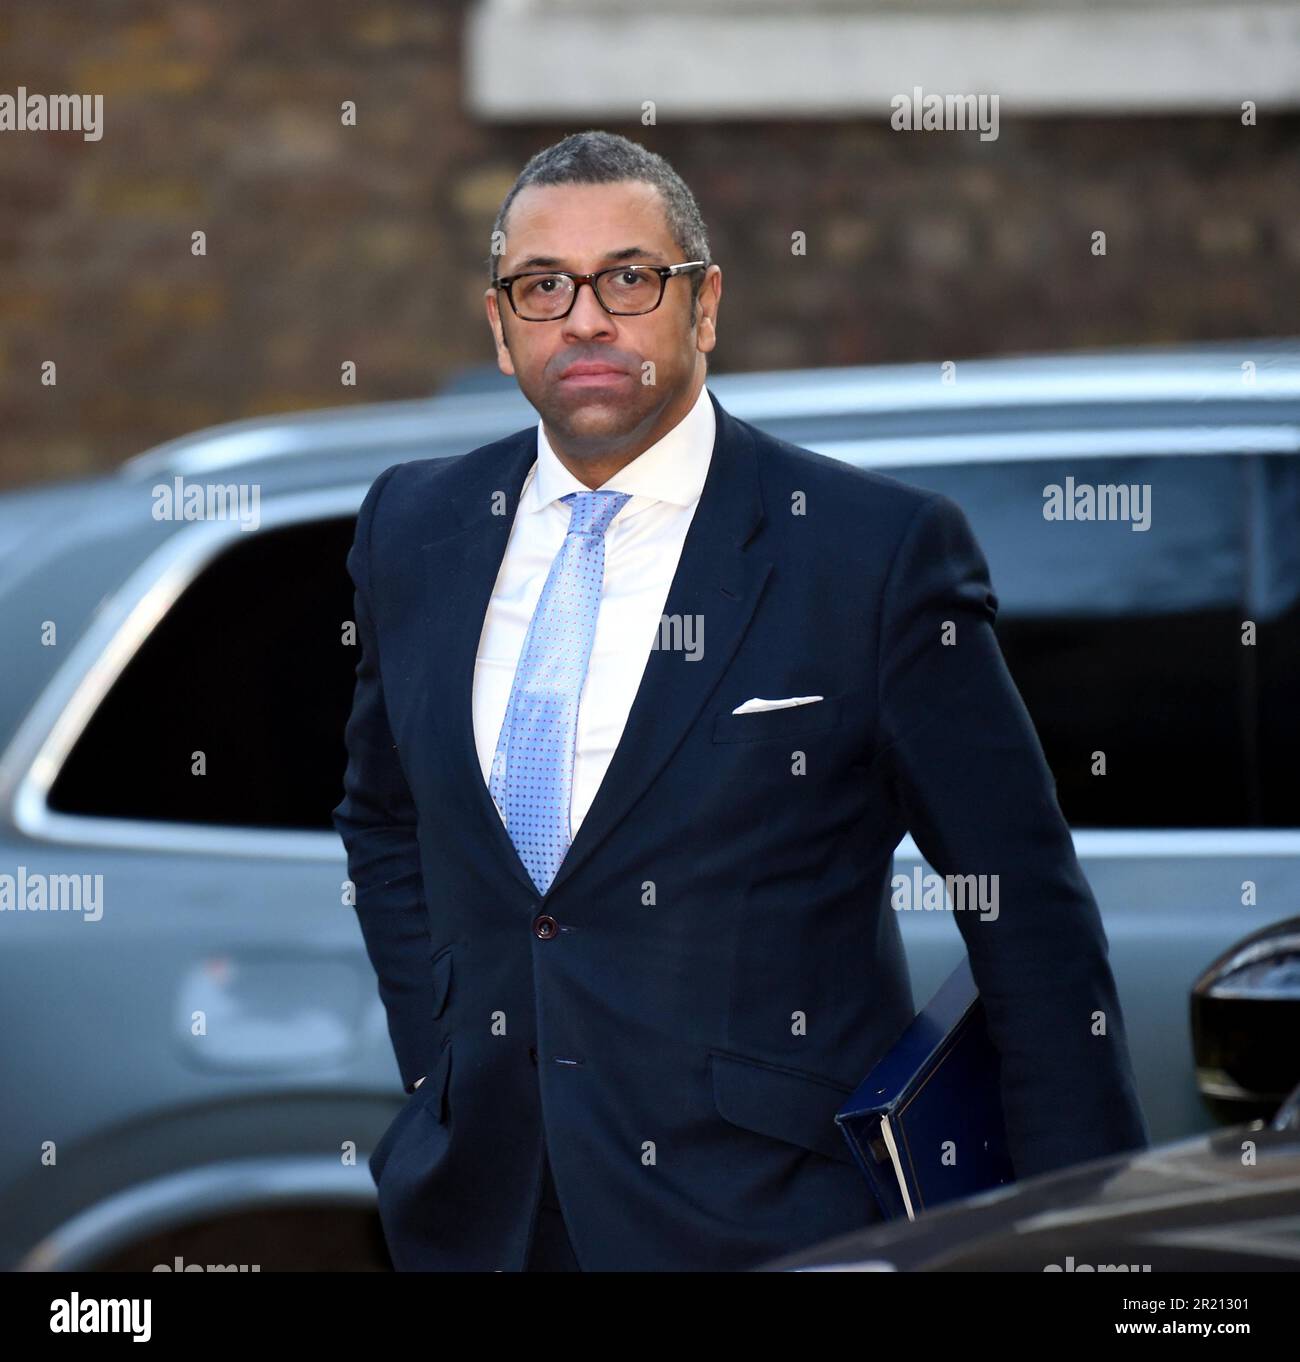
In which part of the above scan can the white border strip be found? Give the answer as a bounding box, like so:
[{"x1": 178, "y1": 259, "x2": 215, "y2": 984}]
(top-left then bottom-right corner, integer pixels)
[
  {"x1": 817, "y1": 424, "x2": 1300, "y2": 469},
  {"x1": 467, "y1": 2, "x2": 1300, "y2": 118}
]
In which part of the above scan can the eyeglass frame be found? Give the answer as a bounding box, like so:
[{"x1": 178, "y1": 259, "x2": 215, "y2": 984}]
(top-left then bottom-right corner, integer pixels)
[{"x1": 493, "y1": 260, "x2": 708, "y2": 320}]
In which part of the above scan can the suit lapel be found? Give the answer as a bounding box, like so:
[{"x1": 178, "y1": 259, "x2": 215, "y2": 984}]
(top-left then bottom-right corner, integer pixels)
[
  {"x1": 421, "y1": 388, "x2": 772, "y2": 904},
  {"x1": 420, "y1": 430, "x2": 539, "y2": 900},
  {"x1": 545, "y1": 394, "x2": 771, "y2": 898}
]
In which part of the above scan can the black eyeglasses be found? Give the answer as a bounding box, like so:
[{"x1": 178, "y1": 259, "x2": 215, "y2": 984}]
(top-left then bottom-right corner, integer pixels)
[{"x1": 494, "y1": 261, "x2": 706, "y2": 321}]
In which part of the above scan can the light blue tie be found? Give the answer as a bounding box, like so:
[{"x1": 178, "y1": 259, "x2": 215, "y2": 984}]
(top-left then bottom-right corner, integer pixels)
[{"x1": 489, "y1": 489, "x2": 632, "y2": 895}]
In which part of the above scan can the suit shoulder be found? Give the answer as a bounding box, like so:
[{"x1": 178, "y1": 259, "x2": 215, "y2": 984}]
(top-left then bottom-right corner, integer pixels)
[
  {"x1": 368, "y1": 424, "x2": 534, "y2": 526},
  {"x1": 379, "y1": 423, "x2": 529, "y2": 495},
  {"x1": 373, "y1": 451, "x2": 465, "y2": 502}
]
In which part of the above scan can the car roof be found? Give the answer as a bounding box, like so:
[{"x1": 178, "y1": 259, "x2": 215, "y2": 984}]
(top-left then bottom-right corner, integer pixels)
[{"x1": 113, "y1": 337, "x2": 1300, "y2": 492}]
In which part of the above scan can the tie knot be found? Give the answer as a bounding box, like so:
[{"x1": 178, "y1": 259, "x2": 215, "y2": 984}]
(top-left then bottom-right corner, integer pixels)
[{"x1": 561, "y1": 489, "x2": 632, "y2": 537}]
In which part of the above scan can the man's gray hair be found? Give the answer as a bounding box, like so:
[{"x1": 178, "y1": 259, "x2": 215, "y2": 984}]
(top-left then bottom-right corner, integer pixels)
[{"x1": 488, "y1": 130, "x2": 711, "y2": 302}]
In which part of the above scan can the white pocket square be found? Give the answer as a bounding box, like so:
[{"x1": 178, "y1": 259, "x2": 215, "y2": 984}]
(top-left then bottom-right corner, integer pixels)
[{"x1": 731, "y1": 695, "x2": 824, "y2": 715}]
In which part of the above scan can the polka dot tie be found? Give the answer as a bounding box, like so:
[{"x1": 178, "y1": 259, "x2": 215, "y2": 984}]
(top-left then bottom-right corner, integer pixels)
[{"x1": 489, "y1": 489, "x2": 632, "y2": 895}]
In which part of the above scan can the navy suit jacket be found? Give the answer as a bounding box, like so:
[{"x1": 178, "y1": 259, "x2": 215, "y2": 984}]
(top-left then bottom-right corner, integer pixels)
[{"x1": 332, "y1": 387, "x2": 1149, "y2": 1272}]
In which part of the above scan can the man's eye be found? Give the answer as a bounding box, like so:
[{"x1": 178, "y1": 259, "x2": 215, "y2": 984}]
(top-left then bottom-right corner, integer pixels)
[{"x1": 519, "y1": 276, "x2": 560, "y2": 298}]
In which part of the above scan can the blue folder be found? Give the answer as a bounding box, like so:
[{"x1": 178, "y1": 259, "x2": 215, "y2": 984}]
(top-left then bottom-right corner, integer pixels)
[{"x1": 835, "y1": 956, "x2": 1016, "y2": 1220}]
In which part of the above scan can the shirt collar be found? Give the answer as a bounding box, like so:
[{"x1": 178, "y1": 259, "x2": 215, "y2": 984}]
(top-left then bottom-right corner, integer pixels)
[{"x1": 523, "y1": 382, "x2": 715, "y2": 516}]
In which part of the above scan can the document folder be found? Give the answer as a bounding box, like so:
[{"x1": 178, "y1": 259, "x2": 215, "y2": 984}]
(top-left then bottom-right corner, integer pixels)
[{"x1": 835, "y1": 956, "x2": 1016, "y2": 1221}]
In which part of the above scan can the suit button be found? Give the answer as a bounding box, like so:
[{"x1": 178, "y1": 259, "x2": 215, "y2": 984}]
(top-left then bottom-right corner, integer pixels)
[
  {"x1": 532, "y1": 914, "x2": 558, "y2": 940},
  {"x1": 528, "y1": 1046, "x2": 538, "y2": 1066}
]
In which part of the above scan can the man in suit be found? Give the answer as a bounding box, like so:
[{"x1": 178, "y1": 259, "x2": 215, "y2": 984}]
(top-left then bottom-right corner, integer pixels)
[{"x1": 332, "y1": 131, "x2": 1149, "y2": 1273}]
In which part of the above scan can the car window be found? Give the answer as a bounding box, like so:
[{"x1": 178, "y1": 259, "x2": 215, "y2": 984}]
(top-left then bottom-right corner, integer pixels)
[
  {"x1": 1255, "y1": 452, "x2": 1300, "y2": 826},
  {"x1": 875, "y1": 453, "x2": 1259, "y2": 829},
  {"x1": 47, "y1": 517, "x2": 357, "y2": 830},
  {"x1": 40, "y1": 451, "x2": 1298, "y2": 835}
]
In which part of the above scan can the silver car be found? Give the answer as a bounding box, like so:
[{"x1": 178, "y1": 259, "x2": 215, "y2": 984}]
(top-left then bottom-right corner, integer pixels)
[{"x1": 1, "y1": 339, "x2": 1297, "y2": 1269}]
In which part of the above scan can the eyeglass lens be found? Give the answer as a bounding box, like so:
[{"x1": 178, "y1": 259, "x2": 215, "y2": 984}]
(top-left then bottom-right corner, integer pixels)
[{"x1": 512, "y1": 267, "x2": 663, "y2": 318}]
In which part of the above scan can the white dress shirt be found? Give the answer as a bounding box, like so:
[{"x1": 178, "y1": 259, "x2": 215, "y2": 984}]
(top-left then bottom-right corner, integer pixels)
[{"x1": 472, "y1": 382, "x2": 716, "y2": 838}]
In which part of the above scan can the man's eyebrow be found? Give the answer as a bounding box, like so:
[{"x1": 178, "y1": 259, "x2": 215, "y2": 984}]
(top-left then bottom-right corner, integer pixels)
[{"x1": 507, "y1": 246, "x2": 668, "y2": 272}]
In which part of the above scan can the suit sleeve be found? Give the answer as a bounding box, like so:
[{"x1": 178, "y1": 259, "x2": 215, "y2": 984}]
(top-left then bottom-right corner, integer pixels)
[
  {"x1": 876, "y1": 492, "x2": 1150, "y2": 1179},
  {"x1": 332, "y1": 464, "x2": 437, "y2": 1095}
]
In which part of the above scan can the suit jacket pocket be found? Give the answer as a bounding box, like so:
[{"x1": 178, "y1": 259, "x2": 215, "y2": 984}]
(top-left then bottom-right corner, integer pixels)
[
  {"x1": 708, "y1": 1047, "x2": 856, "y2": 1164},
  {"x1": 369, "y1": 1037, "x2": 452, "y2": 1186},
  {"x1": 712, "y1": 696, "x2": 843, "y2": 744}
]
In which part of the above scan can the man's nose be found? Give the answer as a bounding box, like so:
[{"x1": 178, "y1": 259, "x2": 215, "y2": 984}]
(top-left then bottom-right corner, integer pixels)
[{"x1": 562, "y1": 280, "x2": 615, "y2": 336}]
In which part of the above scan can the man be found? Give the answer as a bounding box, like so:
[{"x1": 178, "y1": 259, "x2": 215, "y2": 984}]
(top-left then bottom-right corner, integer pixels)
[{"x1": 332, "y1": 130, "x2": 1149, "y2": 1273}]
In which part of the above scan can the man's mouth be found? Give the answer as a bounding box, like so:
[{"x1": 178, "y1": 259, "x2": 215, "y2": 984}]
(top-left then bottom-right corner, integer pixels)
[{"x1": 559, "y1": 363, "x2": 631, "y2": 389}]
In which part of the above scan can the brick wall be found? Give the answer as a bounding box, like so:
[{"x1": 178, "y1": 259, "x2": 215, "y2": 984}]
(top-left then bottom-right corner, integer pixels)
[{"x1": 2, "y1": 2, "x2": 1297, "y2": 487}]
